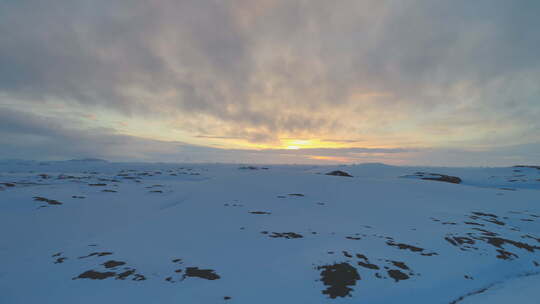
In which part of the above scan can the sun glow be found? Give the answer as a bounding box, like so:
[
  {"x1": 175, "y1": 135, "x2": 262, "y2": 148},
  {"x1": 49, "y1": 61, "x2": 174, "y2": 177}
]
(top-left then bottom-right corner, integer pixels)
[
  {"x1": 308, "y1": 155, "x2": 351, "y2": 163},
  {"x1": 215, "y1": 137, "x2": 373, "y2": 151},
  {"x1": 286, "y1": 145, "x2": 300, "y2": 150},
  {"x1": 279, "y1": 138, "x2": 353, "y2": 150}
]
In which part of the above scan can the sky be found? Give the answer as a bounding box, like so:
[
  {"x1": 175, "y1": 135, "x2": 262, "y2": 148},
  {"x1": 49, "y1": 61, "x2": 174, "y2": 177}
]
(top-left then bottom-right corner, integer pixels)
[{"x1": 1, "y1": 0, "x2": 539, "y2": 166}]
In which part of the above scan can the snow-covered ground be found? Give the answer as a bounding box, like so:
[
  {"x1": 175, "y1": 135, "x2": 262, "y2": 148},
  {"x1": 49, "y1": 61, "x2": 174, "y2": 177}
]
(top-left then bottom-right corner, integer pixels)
[{"x1": 0, "y1": 160, "x2": 539, "y2": 303}]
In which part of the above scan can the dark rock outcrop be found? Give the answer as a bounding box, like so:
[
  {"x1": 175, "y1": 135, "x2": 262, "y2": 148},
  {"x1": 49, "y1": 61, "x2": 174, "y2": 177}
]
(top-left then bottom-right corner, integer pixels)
[{"x1": 326, "y1": 170, "x2": 353, "y2": 177}]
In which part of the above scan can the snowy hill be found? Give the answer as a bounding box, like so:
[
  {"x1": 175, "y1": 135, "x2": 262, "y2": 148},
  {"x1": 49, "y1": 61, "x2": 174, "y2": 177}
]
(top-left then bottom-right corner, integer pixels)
[{"x1": 0, "y1": 161, "x2": 539, "y2": 303}]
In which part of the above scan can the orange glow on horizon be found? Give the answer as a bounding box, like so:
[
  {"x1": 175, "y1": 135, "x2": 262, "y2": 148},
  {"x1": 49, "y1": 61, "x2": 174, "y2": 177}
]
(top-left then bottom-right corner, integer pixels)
[
  {"x1": 308, "y1": 155, "x2": 352, "y2": 163},
  {"x1": 190, "y1": 135, "x2": 400, "y2": 152}
]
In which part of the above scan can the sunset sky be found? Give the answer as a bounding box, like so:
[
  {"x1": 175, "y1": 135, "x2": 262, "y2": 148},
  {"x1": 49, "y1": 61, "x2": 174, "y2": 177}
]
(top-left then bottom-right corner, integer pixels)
[{"x1": 1, "y1": 0, "x2": 539, "y2": 165}]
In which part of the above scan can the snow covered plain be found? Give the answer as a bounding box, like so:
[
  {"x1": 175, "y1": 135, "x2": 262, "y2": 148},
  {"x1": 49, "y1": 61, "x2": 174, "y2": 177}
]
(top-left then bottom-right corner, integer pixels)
[{"x1": 0, "y1": 160, "x2": 539, "y2": 303}]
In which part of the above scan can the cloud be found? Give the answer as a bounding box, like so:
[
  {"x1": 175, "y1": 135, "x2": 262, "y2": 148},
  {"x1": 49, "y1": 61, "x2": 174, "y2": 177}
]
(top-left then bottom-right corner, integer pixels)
[
  {"x1": 0, "y1": 107, "x2": 405, "y2": 163},
  {"x1": 1, "y1": 1, "x2": 539, "y2": 161},
  {"x1": 1, "y1": 108, "x2": 538, "y2": 166}
]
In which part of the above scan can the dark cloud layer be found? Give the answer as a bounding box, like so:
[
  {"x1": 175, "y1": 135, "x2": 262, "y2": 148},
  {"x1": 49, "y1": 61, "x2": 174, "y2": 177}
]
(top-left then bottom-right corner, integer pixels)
[{"x1": 1, "y1": 1, "x2": 539, "y2": 163}]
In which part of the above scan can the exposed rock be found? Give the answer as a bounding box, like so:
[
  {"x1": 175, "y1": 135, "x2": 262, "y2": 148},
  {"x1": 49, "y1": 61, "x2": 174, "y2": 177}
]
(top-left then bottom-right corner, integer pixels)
[
  {"x1": 317, "y1": 262, "x2": 360, "y2": 298},
  {"x1": 183, "y1": 267, "x2": 220, "y2": 280},
  {"x1": 33, "y1": 196, "x2": 62, "y2": 205},
  {"x1": 75, "y1": 270, "x2": 116, "y2": 280},
  {"x1": 326, "y1": 170, "x2": 353, "y2": 177},
  {"x1": 421, "y1": 174, "x2": 461, "y2": 184},
  {"x1": 387, "y1": 269, "x2": 410, "y2": 282}
]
